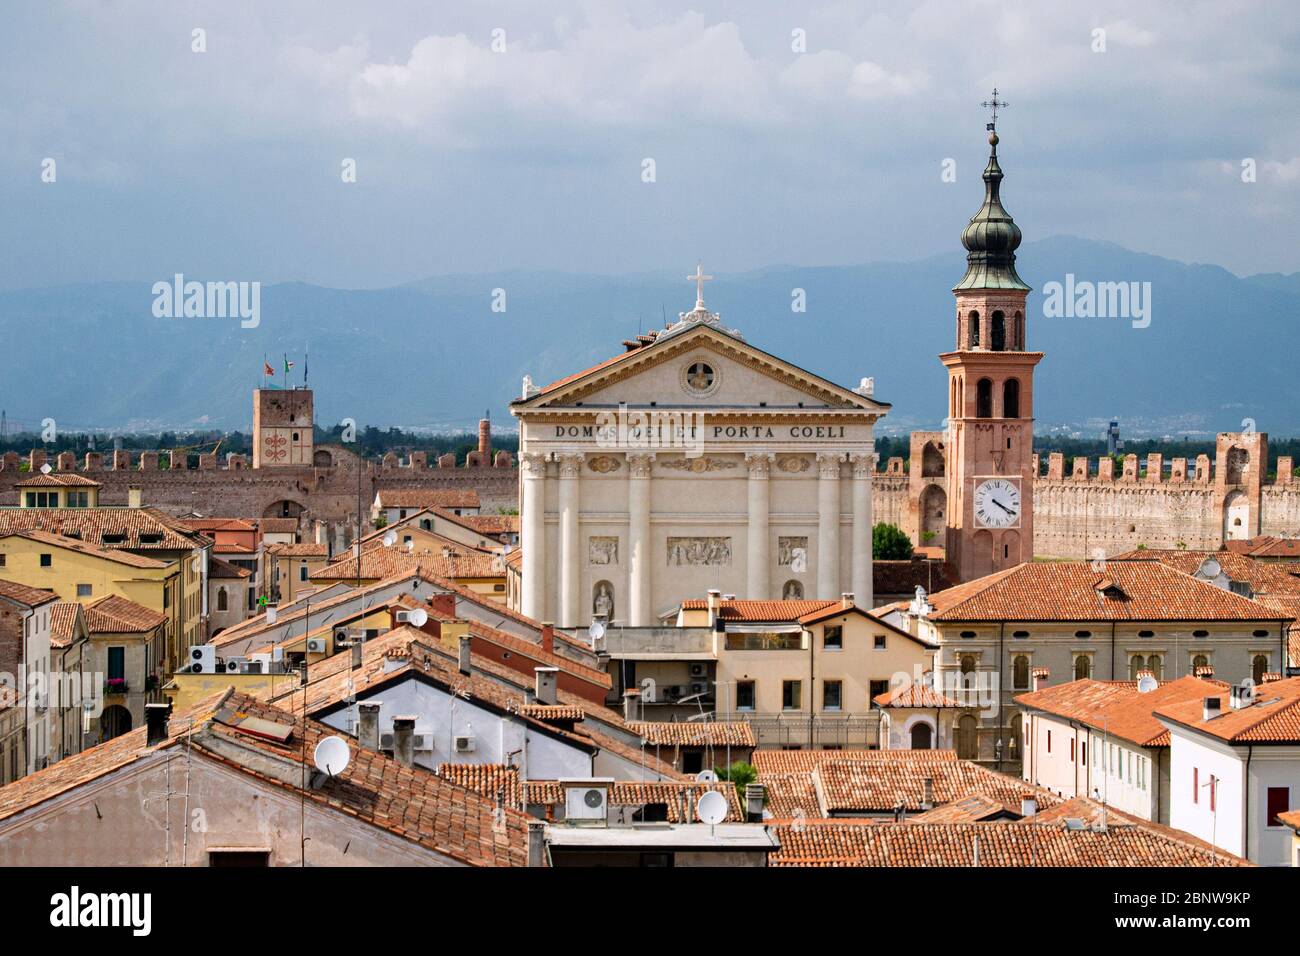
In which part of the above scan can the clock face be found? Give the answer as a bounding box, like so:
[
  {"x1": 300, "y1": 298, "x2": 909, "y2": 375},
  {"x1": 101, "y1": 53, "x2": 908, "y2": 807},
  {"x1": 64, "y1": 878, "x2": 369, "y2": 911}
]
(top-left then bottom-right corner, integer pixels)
[{"x1": 973, "y1": 478, "x2": 1021, "y2": 529}]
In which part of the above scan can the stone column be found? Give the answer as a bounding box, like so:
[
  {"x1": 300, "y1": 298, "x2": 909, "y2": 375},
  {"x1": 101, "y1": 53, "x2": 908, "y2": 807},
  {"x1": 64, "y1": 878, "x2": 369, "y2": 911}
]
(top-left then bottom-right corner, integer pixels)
[
  {"x1": 850, "y1": 452, "x2": 874, "y2": 608},
  {"x1": 817, "y1": 452, "x2": 842, "y2": 599},
  {"x1": 745, "y1": 452, "x2": 773, "y2": 599},
  {"x1": 626, "y1": 453, "x2": 654, "y2": 626},
  {"x1": 521, "y1": 452, "x2": 549, "y2": 621},
  {"x1": 557, "y1": 453, "x2": 584, "y2": 627}
]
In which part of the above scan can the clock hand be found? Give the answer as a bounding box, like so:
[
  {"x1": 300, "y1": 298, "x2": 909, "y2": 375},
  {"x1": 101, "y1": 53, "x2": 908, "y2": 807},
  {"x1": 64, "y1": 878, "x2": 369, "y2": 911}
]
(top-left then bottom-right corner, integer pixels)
[{"x1": 992, "y1": 499, "x2": 1014, "y2": 515}]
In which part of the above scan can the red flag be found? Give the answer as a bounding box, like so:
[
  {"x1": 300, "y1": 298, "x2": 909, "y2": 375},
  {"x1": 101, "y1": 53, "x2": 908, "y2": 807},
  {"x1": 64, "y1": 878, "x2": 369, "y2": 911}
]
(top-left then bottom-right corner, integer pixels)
[{"x1": 263, "y1": 362, "x2": 275, "y2": 376}]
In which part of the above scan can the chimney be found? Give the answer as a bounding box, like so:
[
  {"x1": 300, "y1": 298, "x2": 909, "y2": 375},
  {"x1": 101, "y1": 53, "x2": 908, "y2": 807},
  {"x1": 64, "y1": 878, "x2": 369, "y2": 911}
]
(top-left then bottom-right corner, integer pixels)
[
  {"x1": 1021, "y1": 793, "x2": 1037, "y2": 818},
  {"x1": 1031, "y1": 667, "x2": 1050, "y2": 692},
  {"x1": 527, "y1": 820, "x2": 547, "y2": 867},
  {"x1": 744, "y1": 783, "x2": 766, "y2": 823},
  {"x1": 145, "y1": 702, "x2": 171, "y2": 746},
  {"x1": 534, "y1": 666, "x2": 558, "y2": 705},
  {"x1": 458, "y1": 635, "x2": 472, "y2": 676},
  {"x1": 706, "y1": 589, "x2": 721, "y2": 627},
  {"x1": 350, "y1": 640, "x2": 363, "y2": 670},
  {"x1": 841, "y1": 592, "x2": 854, "y2": 609},
  {"x1": 392, "y1": 715, "x2": 417, "y2": 767},
  {"x1": 127, "y1": 486, "x2": 143, "y2": 509},
  {"x1": 358, "y1": 701, "x2": 382, "y2": 751},
  {"x1": 622, "y1": 687, "x2": 640, "y2": 722},
  {"x1": 1203, "y1": 696, "x2": 1222, "y2": 722},
  {"x1": 921, "y1": 777, "x2": 934, "y2": 810},
  {"x1": 540, "y1": 622, "x2": 555, "y2": 655},
  {"x1": 892, "y1": 799, "x2": 905, "y2": 823},
  {"x1": 428, "y1": 592, "x2": 457, "y2": 618}
]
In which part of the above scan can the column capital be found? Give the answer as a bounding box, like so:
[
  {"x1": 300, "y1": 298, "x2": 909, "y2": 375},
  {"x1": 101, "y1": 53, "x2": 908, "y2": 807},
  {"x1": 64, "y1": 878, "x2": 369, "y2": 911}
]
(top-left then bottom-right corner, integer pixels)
[
  {"x1": 556, "y1": 452, "x2": 585, "y2": 479},
  {"x1": 816, "y1": 451, "x2": 844, "y2": 479},
  {"x1": 849, "y1": 452, "x2": 874, "y2": 478},
  {"x1": 745, "y1": 451, "x2": 775, "y2": 478},
  {"x1": 521, "y1": 452, "x2": 549, "y2": 478},
  {"x1": 626, "y1": 452, "x2": 655, "y2": 478}
]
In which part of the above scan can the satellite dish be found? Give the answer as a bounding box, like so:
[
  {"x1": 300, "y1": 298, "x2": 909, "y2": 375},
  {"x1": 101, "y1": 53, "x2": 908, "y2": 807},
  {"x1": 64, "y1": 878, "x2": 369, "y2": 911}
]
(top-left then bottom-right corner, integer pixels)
[
  {"x1": 39, "y1": 462, "x2": 52, "y2": 475},
  {"x1": 694, "y1": 769, "x2": 719, "y2": 783},
  {"x1": 1201, "y1": 558, "x2": 1222, "y2": 579},
  {"x1": 405, "y1": 539, "x2": 415, "y2": 552},
  {"x1": 1136, "y1": 674, "x2": 1158, "y2": 694},
  {"x1": 313, "y1": 735, "x2": 351, "y2": 776},
  {"x1": 382, "y1": 530, "x2": 397, "y2": 548},
  {"x1": 408, "y1": 607, "x2": 428, "y2": 627},
  {"x1": 588, "y1": 620, "x2": 606, "y2": 643},
  {"x1": 696, "y1": 790, "x2": 728, "y2": 826}
]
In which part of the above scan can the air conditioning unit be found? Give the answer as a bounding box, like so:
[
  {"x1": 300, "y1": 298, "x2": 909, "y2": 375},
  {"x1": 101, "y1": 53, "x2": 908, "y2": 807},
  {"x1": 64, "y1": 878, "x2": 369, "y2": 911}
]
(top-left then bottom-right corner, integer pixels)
[
  {"x1": 395, "y1": 610, "x2": 411, "y2": 623},
  {"x1": 379, "y1": 731, "x2": 395, "y2": 751},
  {"x1": 689, "y1": 663, "x2": 707, "y2": 678},
  {"x1": 664, "y1": 685, "x2": 683, "y2": 700},
  {"x1": 454, "y1": 734, "x2": 476, "y2": 753},
  {"x1": 251, "y1": 652, "x2": 272, "y2": 671},
  {"x1": 241, "y1": 659, "x2": 264, "y2": 674},
  {"x1": 563, "y1": 780, "x2": 613, "y2": 825},
  {"x1": 306, "y1": 637, "x2": 328, "y2": 655},
  {"x1": 690, "y1": 682, "x2": 708, "y2": 696},
  {"x1": 412, "y1": 733, "x2": 434, "y2": 751},
  {"x1": 189, "y1": 645, "x2": 216, "y2": 673},
  {"x1": 223, "y1": 657, "x2": 247, "y2": 673}
]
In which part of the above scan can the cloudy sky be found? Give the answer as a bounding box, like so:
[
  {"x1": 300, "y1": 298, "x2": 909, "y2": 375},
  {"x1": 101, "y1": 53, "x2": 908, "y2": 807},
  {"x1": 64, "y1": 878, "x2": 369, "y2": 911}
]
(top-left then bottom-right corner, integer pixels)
[{"x1": 2, "y1": 0, "x2": 1298, "y2": 290}]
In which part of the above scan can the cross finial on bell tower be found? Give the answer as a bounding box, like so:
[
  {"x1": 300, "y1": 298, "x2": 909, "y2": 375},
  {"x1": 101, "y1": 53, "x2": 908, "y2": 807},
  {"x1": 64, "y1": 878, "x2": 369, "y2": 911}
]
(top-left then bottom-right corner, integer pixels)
[
  {"x1": 981, "y1": 88, "x2": 1008, "y2": 132},
  {"x1": 688, "y1": 263, "x2": 713, "y2": 311}
]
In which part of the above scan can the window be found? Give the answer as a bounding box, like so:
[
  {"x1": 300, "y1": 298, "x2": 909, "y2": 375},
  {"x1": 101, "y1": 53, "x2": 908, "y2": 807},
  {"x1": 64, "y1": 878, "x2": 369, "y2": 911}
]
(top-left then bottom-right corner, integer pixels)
[
  {"x1": 869, "y1": 679, "x2": 889, "y2": 708},
  {"x1": 1209, "y1": 774, "x2": 1217, "y2": 812},
  {"x1": 991, "y1": 311, "x2": 1006, "y2": 351},
  {"x1": 1003, "y1": 378, "x2": 1020, "y2": 418},
  {"x1": 1070, "y1": 738, "x2": 1075, "y2": 761},
  {"x1": 957, "y1": 715, "x2": 978, "y2": 759},
  {"x1": 1012, "y1": 630, "x2": 1029, "y2": 639},
  {"x1": 1138, "y1": 630, "x2": 1154, "y2": 638},
  {"x1": 976, "y1": 378, "x2": 993, "y2": 418},
  {"x1": 1081, "y1": 741, "x2": 1087, "y2": 765},
  {"x1": 1013, "y1": 655, "x2": 1029, "y2": 690},
  {"x1": 216, "y1": 588, "x2": 228, "y2": 612},
  {"x1": 873, "y1": 634, "x2": 886, "y2": 650},
  {"x1": 960, "y1": 630, "x2": 977, "y2": 639},
  {"x1": 39, "y1": 553, "x2": 52, "y2": 568},
  {"x1": 1253, "y1": 655, "x2": 1269, "y2": 684},
  {"x1": 107, "y1": 647, "x2": 125, "y2": 682},
  {"x1": 968, "y1": 310, "x2": 980, "y2": 348},
  {"x1": 782, "y1": 680, "x2": 802, "y2": 711},
  {"x1": 1074, "y1": 655, "x2": 1091, "y2": 680},
  {"x1": 1193, "y1": 767, "x2": 1199, "y2": 804},
  {"x1": 736, "y1": 681, "x2": 755, "y2": 711},
  {"x1": 0, "y1": 554, "x2": 4, "y2": 566},
  {"x1": 911, "y1": 722, "x2": 933, "y2": 749},
  {"x1": 823, "y1": 680, "x2": 842, "y2": 711},
  {"x1": 823, "y1": 625, "x2": 842, "y2": 650},
  {"x1": 299, "y1": 564, "x2": 309, "y2": 582},
  {"x1": 1266, "y1": 787, "x2": 1290, "y2": 827},
  {"x1": 1047, "y1": 729, "x2": 1052, "y2": 754}
]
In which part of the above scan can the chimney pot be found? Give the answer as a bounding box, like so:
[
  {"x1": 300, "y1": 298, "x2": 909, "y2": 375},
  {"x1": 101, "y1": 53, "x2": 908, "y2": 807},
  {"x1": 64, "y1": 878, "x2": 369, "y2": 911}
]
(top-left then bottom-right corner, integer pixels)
[
  {"x1": 1021, "y1": 794, "x2": 1037, "y2": 818},
  {"x1": 145, "y1": 702, "x2": 171, "y2": 746},
  {"x1": 744, "y1": 783, "x2": 766, "y2": 823},
  {"x1": 392, "y1": 715, "x2": 417, "y2": 768},
  {"x1": 622, "y1": 687, "x2": 640, "y2": 722},
  {"x1": 357, "y1": 701, "x2": 383, "y2": 751},
  {"x1": 127, "y1": 486, "x2": 143, "y2": 509},
  {"x1": 921, "y1": 777, "x2": 934, "y2": 810},
  {"x1": 841, "y1": 592, "x2": 854, "y2": 609},
  {"x1": 458, "y1": 635, "x2": 472, "y2": 675},
  {"x1": 534, "y1": 666, "x2": 558, "y2": 705},
  {"x1": 1203, "y1": 696, "x2": 1222, "y2": 722}
]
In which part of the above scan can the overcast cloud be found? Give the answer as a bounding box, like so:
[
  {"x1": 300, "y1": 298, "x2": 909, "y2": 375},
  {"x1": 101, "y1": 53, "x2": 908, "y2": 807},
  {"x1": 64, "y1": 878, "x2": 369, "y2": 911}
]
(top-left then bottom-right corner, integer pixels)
[{"x1": 2, "y1": 0, "x2": 1297, "y2": 288}]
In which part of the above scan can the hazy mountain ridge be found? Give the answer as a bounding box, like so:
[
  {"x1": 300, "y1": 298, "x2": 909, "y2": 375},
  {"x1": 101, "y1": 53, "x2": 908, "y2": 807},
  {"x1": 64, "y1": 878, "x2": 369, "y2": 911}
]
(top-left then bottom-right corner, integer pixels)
[{"x1": 1, "y1": 236, "x2": 1295, "y2": 438}]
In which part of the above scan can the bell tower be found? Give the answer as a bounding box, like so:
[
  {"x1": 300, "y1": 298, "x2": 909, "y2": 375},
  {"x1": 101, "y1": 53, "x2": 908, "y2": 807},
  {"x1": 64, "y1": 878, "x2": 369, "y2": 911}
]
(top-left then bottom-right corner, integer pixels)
[{"x1": 942, "y1": 93, "x2": 1042, "y2": 582}]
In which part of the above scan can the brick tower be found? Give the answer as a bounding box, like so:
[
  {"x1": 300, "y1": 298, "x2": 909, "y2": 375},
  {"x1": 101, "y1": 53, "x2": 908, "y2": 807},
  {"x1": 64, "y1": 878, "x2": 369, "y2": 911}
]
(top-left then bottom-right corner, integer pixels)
[
  {"x1": 252, "y1": 388, "x2": 314, "y2": 468},
  {"x1": 942, "y1": 101, "x2": 1043, "y2": 581}
]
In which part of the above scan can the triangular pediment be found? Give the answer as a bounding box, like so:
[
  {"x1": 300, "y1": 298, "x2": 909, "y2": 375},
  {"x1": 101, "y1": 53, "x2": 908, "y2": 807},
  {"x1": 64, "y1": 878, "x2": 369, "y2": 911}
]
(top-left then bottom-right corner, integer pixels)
[{"x1": 513, "y1": 323, "x2": 888, "y2": 413}]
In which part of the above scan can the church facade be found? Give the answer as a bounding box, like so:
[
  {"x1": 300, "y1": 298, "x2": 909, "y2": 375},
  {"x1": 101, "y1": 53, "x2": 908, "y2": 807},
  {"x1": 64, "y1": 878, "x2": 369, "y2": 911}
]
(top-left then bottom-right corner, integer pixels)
[{"x1": 510, "y1": 286, "x2": 889, "y2": 627}]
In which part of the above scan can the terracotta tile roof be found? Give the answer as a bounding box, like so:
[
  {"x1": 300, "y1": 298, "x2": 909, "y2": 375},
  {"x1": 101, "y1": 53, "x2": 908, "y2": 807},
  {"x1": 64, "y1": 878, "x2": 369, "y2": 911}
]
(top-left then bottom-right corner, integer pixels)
[
  {"x1": 910, "y1": 792, "x2": 1013, "y2": 823},
  {"x1": 768, "y1": 820, "x2": 1245, "y2": 867},
  {"x1": 209, "y1": 555, "x2": 252, "y2": 579},
  {"x1": 752, "y1": 748, "x2": 956, "y2": 776},
  {"x1": 48, "y1": 602, "x2": 84, "y2": 647},
  {"x1": 179, "y1": 517, "x2": 257, "y2": 533},
  {"x1": 376, "y1": 489, "x2": 481, "y2": 510},
  {"x1": 257, "y1": 518, "x2": 299, "y2": 534},
  {"x1": 436, "y1": 763, "x2": 525, "y2": 806},
  {"x1": 0, "y1": 579, "x2": 58, "y2": 608},
  {"x1": 84, "y1": 594, "x2": 167, "y2": 633},
  {"x1": 1278, "y1": 809, "x2": 1300, "y2": 831},
  {"x1": 1111, "y1": 549, "x2": 1300, "y2": 596},
  {"x1": 456, "y1": 513, "x2": 520, "y2": 536},
  {"x1": 1015, "y1": 675, "x2": 1228, "y2": 748},
  {"x1": 1225, "y1": 536, "x2": 1300, "y2": 559},
  {"x1": 14, "y1": 472, "x2": 101, "y2": 487},
  {"x1": 264, "y1": 542, "x2": 330, "y2": 557},
  {"x1": 428, "y1": 605, "x2": 612, "y2": 689},
  {"x1": 922, "y1": 561, "x2": 1294, "y2": 623},
  {"x1": 629, "y1": 721, "x2": 757, "y2": 748},
  {"x1": 873, "y1": 683, "x2": 966, "y2": 709},
  {"x1": 1154, "y1": 677, "x2": 1300, "y2": 743},
  {"x1": 0, "y1": 529, "x2": 171, "y2": 568},
  {"x1": 679, "y1": 598, "x2": 838, "y2": 622},
  {"x1": 313, "y1": 544, "x2": 500, "y2": 582},
  {"x1": 810, "y1": 758, "x2": 1061, "y2": 815},
  {"x1": 517, "y1": 704, "x2": 585, "y2": 723},
  {"x1": 0, "y1": 508, "x2": 204, "y2": 551},
  {"x1": 762, "y1": 773, "x2": 823, "y2": 819}
]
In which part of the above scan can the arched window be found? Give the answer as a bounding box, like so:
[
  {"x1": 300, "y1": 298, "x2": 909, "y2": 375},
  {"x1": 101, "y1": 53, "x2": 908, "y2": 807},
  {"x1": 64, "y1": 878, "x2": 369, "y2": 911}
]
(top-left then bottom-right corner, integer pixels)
[
  {"x1": 960, "y1": 655, "x2": 977, "y2": 675},
  {"x1": 1003, "y1": 379, "x2": 1020, "y2": 419},
  {"x1": 216, "y1": 587, "x2": 228, "y2": 612},
  {"x1": 968, "y1": 310, "x2": 980, "y2": 349},
  {"x1": 782, "y1": 579, "x2": 804, "y2": 600},
  {"x1": 1253, "y1": 654, "x2": 1269, "y2": 684},
  {"x1": 1192, "y1": 654, "x2": 1209, "y2": 673},
  {"x1": 976, "y1": 378, "x2": 993, "y2": 418},
  {"x1": 1074, "y1": 655, "x2": 1091, "y2": 680},
  {"x1": 957, "y1": 714, "x2": 978, "y2": 759},
  {"x1": 1008, "y1": 713, "x2": 1022, "y2": 758},
  {"x1": 991, "y1": 311, "x2": 1006, "y2": 351},
  {"x1": 1130, "y1": 655, "x2": 1145, "y2": 680},
  {"x1": 1014, "y1": 311, "x2": 1023, "y2": 349},
  {"x1": 1013, "y1": 655, "x2": 1029, "y2": 690},
  {"x1": 910, "y1": 722, "x2": 933, "y2": 750},
  {"x1": 1148, "y1": 655, "x2": 1163, "y2": 680}
]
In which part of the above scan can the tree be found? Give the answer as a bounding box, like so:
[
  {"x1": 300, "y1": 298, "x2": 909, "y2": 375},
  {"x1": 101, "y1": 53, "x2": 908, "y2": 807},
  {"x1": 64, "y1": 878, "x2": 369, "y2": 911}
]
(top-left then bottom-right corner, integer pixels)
[
  {"x1": 873, "y1": 522, "x2": 914, "y2": 560},
  {"x1": 714, "y1": 761, "x2": 758, "y2": 800}
]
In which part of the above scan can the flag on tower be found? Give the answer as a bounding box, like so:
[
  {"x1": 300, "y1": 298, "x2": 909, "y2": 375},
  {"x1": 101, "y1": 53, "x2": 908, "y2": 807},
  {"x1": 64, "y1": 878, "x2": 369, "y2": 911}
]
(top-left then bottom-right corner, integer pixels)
[
  {"x1": 263, "y1": 361, "x2": 274, "y2": 377},
  {"x1": 284, "y1": 355, "x2": 294, "y2": 375}
]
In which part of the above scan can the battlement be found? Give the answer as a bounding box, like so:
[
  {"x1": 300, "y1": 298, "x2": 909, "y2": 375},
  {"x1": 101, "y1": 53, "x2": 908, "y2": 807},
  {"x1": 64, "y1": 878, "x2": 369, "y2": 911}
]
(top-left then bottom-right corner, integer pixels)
[{"x1": 0, "y1": 446, "x2": 515, "y2": 475}]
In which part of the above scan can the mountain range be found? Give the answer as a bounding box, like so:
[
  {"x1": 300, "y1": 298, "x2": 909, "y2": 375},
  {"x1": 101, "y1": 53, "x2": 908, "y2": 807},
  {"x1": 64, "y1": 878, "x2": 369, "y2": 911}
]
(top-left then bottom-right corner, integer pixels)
[{"x1": 1, "y1": 235, "x2": 1295, "y2": 439}]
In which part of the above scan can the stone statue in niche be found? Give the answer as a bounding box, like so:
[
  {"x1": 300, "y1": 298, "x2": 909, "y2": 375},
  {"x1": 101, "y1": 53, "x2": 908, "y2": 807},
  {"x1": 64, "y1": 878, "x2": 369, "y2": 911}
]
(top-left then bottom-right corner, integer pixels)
[
  {"x1": 667, "y1": 536, "x2": 732, "y2": 566},
  {"x1": 589, "y1": 536, "x2": 619, "y2": 565},
  {"x1": 593, "y1": 582, "x2": 614, "y2": 620}
]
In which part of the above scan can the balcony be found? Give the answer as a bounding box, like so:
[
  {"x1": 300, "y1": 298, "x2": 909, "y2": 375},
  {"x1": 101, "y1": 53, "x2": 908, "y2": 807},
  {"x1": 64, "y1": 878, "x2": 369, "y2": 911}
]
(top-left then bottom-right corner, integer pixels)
[
  {"x1": 104, "y1": 678, "x2": 129, "y2": 696},
  {"x1": 714, "y1": 710, "x2": 881, "y2": 749}
]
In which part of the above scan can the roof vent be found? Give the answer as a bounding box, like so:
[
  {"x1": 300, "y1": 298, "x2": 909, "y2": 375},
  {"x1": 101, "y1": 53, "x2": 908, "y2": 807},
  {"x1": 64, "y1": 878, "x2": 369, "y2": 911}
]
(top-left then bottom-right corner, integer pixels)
[{"x1": 1203, "y1": 696, "x2": 1222, "y2": 721}]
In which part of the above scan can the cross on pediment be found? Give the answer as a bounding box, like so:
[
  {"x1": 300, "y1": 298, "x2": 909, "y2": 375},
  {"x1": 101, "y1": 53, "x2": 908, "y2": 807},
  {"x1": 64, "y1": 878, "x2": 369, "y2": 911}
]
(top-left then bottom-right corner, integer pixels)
[{"x1": 688, "y1": 263, "x2": 713, "y2": 310}]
